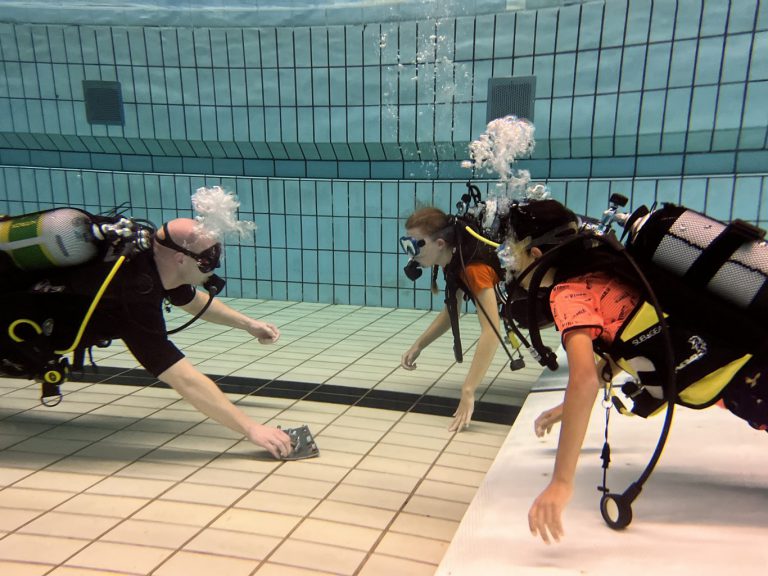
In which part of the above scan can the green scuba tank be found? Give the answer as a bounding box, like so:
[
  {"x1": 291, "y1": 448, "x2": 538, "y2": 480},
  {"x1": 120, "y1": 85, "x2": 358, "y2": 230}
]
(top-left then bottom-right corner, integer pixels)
[{"x1": 0, "y1": 208, "x2": 98, "y2": 271}]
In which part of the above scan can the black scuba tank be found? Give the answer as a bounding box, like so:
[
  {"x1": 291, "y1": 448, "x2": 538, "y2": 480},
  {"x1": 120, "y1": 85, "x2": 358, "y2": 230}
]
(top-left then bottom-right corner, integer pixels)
[{"x1": 625, "y1": 204, "x2": 768, "y2": 324}]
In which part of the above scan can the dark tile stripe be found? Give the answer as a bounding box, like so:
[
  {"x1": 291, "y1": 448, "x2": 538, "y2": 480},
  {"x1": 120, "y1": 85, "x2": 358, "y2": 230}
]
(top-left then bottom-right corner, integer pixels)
[{"x1": 18, "y1": 365, "x2": 522, "y2": 425}]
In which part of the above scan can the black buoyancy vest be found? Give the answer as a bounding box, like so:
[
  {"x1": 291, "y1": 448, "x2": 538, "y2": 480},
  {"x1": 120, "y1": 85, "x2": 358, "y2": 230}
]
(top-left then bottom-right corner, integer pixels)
[
  {"x1": 443, "y1": 219, "x2": 505, "y2": 299},
  {"x1": 440, "y1": 219, "x2": 505, "y2": 363}
]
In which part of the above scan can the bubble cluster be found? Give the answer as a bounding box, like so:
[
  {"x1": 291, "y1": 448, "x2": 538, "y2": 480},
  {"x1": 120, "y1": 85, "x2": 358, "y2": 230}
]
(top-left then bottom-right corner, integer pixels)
[{"x1": 191, "y1": 186, "x2": 256, "y2": 242}]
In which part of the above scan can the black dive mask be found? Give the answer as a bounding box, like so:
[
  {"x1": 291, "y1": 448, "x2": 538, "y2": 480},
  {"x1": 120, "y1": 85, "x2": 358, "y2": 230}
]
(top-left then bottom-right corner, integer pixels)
[
  {"x1": 156, "y1": 224, "x2": 222, "y2": 273},
  {"x1": 403, "y1": 259, "x2": 423, "y2": 281}
]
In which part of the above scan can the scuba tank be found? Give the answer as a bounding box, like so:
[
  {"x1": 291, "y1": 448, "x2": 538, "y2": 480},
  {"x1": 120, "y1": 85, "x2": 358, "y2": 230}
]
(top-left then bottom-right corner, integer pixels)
[
  {"x1": 0, "y1": 208, "x2": 99, "y2": 270},
  {"x1": 623, "y1": 204, "x2": 768, "y2": 322}
]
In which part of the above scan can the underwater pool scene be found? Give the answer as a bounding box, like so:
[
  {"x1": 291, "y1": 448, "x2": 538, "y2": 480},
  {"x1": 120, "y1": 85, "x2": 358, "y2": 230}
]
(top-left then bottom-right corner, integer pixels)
[{"x1": 1, "y1": 0, "x2": 767, "y2": 574}]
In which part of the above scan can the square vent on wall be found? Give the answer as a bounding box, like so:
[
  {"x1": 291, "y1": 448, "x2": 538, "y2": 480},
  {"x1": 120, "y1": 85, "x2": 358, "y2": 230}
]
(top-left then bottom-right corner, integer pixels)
[
  {"x1": 486, "y1": 76, "x2": 536, "y2": 123},
  {"x1": 82, "y1": 80, "x2": 124, "y2": 126}
]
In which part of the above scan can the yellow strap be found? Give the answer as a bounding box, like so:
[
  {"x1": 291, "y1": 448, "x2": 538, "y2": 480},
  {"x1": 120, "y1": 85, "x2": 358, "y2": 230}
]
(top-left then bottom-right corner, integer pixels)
[
  {"x1": 55, "y1": 255, "x2": 126, "y2": 354},
  {"x1": 464, "y1": 225, "x2": 500, "y2": 248},
  {"x1": 8, "y1": 319, "x2": 43, "y2": 342}
]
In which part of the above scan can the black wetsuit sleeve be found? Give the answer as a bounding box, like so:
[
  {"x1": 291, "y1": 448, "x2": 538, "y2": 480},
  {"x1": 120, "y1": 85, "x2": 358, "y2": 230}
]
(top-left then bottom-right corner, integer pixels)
[{"x1": 119, "y1": 303, "x2": 186, "y2": 377}]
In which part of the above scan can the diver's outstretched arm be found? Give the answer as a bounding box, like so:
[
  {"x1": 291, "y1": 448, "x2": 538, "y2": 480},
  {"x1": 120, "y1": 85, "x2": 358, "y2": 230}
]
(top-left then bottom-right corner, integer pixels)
[
  {"x1": 179, "y1": 291, "x2": 280, "y2": 343},
  {"x1": 158, "y1": 358, "x2": 291, "y2": 458},
  {"x1": 528, "y1": 329, "x2": 600, "y2": 544},
  {"x1": 401, "y1": 290, "x2": 460, "y2": 370},
  {"x1": 449, "y1": 286, "x2": 499, "y2": 432}
]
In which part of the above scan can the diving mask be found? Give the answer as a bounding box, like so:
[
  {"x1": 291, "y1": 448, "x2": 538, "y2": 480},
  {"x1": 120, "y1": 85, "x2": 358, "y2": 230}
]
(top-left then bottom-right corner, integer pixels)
[
  {"x1": 399, "y1": 235, "x2": 426, "y2": 258},
  {"x1": 156, "y1": 224, "x2": 222, "y2": 273}
]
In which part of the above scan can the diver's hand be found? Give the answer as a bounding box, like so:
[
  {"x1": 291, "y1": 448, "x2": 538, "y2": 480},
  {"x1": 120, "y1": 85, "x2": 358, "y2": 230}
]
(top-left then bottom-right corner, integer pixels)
[
  {"x1": 534, "y1": 404, "x2": 564, "y2": 437},
  {"x1": 246, "y1": 320, "x2": 281, "y2": 344},
  {"x1": 449, "y1": 391, "x2": 475, "y2": 432},
  {"x1": 401, "y1": 345, "x2": 421, "y2": 370},
  {"x1": 245, "y1": 423, "x2": 292, "y2": 459},
  {"x1": 528, "y1": 480, "x2": 573, "y2": 544}
]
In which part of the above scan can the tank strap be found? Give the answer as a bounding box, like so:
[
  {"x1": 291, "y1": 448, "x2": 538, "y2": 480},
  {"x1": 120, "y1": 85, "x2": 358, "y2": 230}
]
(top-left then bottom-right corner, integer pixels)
[{"x1": 684, "y1": 220, "x2": 764, "y2": 288}]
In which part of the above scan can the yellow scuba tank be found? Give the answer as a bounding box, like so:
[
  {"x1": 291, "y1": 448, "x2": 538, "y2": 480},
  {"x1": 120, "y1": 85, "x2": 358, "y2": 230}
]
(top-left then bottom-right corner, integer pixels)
[{"x1": 0, "y1": 208, "x2": 98, "y2": 270}]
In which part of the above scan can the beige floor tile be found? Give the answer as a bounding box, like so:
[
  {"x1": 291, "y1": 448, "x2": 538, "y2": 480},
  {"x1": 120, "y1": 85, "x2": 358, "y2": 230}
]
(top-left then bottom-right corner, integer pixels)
[
  {"x1": 88, "y1": 405, "x2": 158, "y2": 419},
  {"x1": 0, "y1": 488, "x2": 74, "y2": 511},
  {"x1": 389, "y1": 513, "x2": 460, "y2": 542},
  {"x1": 291, "y1": 518, "x2": 382, "y2": 551},
  {"x1": 161, "y1": 482, "x2": 246, "y2": 507},
  {"x1": 18, "y1": 511, "x2": 120, "y2": 539},
  {"x1": 186, "y1": 466, "x2": 266, "y2": 489},
  {"x1": 237, "y1": 490, "x2": 319, "y2": 516},
  {"x1": 86, "y1": 475, "x2": 174, "y2": 498},
  {"x1": 0, "y1": 508, "x2": 41, "y2": 531},
  {"x1": 308, "y1": 449, "x2": 363, "y2": 468},
  {"x1": 356, "y1": 553, "x2": 437, "y2": 576},
  {"x1": 65, "y1": 541, "x2": 172, "y2": 574},
  {"x1": 0, "y1": 466, "x2": 33, "y2": 486},
  {"x1": 276, "y1": 460, "x2": 349, "y2": 483},
  {"x1": 369, "y1": 443, "x2": 441, "y2": 464},
  {"x1": 75, "y1": 442, "x2": 153, "y2": 462},
  {"x1": 312, "y1": 435, "x2": 374, "y2": 455},
  {"x1": 101, "y1": 519, "x2": 200, "y2": 548},
  {"x1": 54, "y1": 493, "x2": 149, "y2": 518},
  {"x1": 435, "y1": 452, "x2": 494, "y2": 473},
  {"x1": 45, "y1": 456, "x2": 128, "y2": 476},
  {"x1": 0, "y1": 533, "x2": 89, "y2": 564},
  {"x1": 14, "y1": 470, "x2": 104, "y2": 493},
  {"x1": 356, "y1": 455, "x2": 431, "y2": 478},
  {"x1": 105, "y1": 429, "x2": 176, "y2": 446},
  {"x1": 48, "y1": 566, "x2": 144, "y2": 575},
  {"x1": 334, "y1": 415, "x2": 396, "y2": 431},
  {"x1": 319, "y1": 424, "x2": 388, "y2": 443},
  {"x1": 0, "y1": 434, "x2": 25, "y2": 450},
  {"x1": 114, "y1": 460, "x2": 198, "y2": 481},
  {"x1": 126, "y1": 418, "x2": 196, "y2": 434},
  {"x1": 7, "y1": 437, "x2": 91, "y2": 456},
  {"x1": 37, "y1": 426, "x2": 115, "y2": 442},
  {"x1": 380, "y1": 431, "x2": 451, "y2": 451},
  {"x1": 185, "y1": 421, "x2": 244, "y2": 439},
  {"x1": 375, "y1": 531, "x2": 450, "y2": 564},
  {"x1": 310, "y1": 500, "x2": 396, "y2": 530},
  {"x1": 132, "y1": 500, "x2": 225, "y2": 527},
  {"x1": 388, "y1": 421, "x2": 453, "y2": 440},
  {"x1": 269, "y1": 540, "x2": 367, "y2": 575},
  {"x1": 414, "y1": 479, "x2": 478, "y2": 504},
  {"x1": 142, "y1": 447, "x2": 221, "y2": 467},
  {"x1": 328, "y1": 484, "x2": 409, "y2": 511},
  {"x1": 154, "y1": 550, "x2": 260, "y2": 576},
  {"x1": 0, "y1": 450, "x2": 61, "y2": 471},
  {"x1": 402, "y1": 495, "x2": 468, "y2": 522},
  {"x1": 343, "y1": 469, "x2": 421, "y2": 493},
  {"x1": 161, "y1": 434, "x2": 240, "y2": 453},
  {"x1": 184, "y1": 528, "x2": 281, "y2": 560},
  {"x1": 111, "y1": 395, "x2": 177, "y2": 409},
  {"x1": 425, "y1": 465, "x2": 487, "y2": 487},
  {"x1": 211, "y1": 508, "x2": 301, "y2": 537},
  {"x1": 444, "y1": 439, "x2": 505, "y2": 459},
  {"x1": 0, "y1": 561, "x2": 53, "y2": 576},
  {"x1": 208, "y1": 452, "x2": 283, "y2": 474},
  {"x1": 257, "y1": 475, "x2": 336, "y2": 499},
  {"x1": 254, "y1": 563, "x2": 337, "y2": 576}
]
